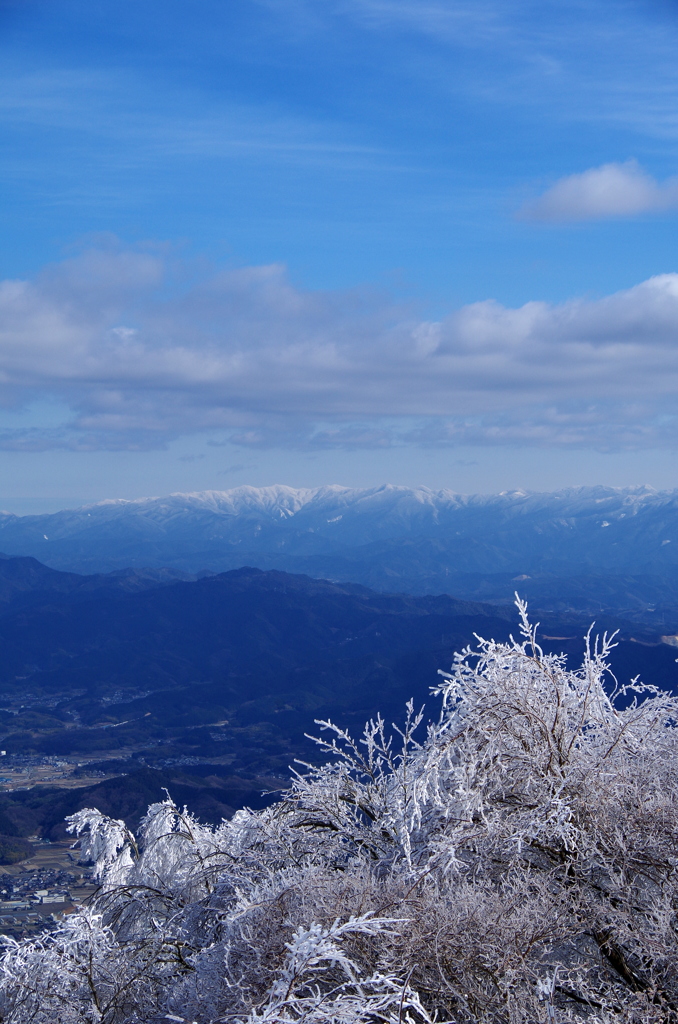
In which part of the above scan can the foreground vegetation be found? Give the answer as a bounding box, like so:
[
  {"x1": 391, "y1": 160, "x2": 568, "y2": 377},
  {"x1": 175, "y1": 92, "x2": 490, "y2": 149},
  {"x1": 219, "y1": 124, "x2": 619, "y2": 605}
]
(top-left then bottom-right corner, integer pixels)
[{"x1": 1, "y1": 600, "x2": 677, "y2": 1023}]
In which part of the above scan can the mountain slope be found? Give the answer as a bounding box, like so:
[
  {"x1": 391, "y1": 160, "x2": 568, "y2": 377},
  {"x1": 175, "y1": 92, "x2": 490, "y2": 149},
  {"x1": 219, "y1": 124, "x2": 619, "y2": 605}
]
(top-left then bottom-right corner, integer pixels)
[
  {"x1": 0, "y1": 566, "x2": 519, "y2": 776},
  {"x1": 0, "y1": 563, "x2": 676, "y2": 780},
  {"x1": 0, "y1": 555, "x2": 200, "y2": 613}
]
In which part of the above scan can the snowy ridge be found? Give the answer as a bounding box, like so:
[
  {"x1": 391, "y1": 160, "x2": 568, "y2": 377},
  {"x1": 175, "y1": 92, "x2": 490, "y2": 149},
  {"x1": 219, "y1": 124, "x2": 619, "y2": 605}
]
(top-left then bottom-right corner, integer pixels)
[
  {"x1": 0, "y1": 483, "x2": 676, "y2": 579},
  {"x1": 34, "y1": 481, "x2": 667, "y2": 524},
  {"x1": 75, "y1": 481, "x2": 664, "y2": 515}
]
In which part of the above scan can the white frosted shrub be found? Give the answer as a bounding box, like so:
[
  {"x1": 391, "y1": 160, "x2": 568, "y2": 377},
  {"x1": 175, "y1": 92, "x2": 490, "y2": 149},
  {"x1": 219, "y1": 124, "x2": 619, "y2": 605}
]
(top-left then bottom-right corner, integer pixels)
[{"x1": 1, "y1": 600, "x2": 677, "y2": 1023}]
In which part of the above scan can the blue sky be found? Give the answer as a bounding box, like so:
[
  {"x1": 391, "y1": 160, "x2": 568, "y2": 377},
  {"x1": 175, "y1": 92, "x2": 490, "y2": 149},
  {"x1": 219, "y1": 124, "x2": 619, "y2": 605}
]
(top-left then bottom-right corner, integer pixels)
[{"x1": 2, "y1": 0, "x2": 678, "y2": 510}]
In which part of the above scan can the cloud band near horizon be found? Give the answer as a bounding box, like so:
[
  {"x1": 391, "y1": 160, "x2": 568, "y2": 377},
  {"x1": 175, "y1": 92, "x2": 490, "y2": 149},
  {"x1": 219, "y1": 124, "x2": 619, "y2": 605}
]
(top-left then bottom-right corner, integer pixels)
[{"x1": 1, "y1": 244, "x2": 678, "y2": 453}]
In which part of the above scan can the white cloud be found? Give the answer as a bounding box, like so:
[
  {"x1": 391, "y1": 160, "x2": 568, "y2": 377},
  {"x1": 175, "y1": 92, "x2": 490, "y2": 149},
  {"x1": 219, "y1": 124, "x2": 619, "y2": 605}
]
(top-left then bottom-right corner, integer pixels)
[
  {"x1": 3, "y1": 244, "x2": 678, "y2": 452},
  {"x1": 520, "y1": 160, "x2": 678, "y2": 222}
]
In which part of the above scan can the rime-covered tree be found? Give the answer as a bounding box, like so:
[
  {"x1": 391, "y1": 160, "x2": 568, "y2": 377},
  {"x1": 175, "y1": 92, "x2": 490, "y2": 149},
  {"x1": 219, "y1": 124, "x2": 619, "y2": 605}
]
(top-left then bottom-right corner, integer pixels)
[{"x1": 1, "y1": 600, "x2": 677, "y2": 1023}]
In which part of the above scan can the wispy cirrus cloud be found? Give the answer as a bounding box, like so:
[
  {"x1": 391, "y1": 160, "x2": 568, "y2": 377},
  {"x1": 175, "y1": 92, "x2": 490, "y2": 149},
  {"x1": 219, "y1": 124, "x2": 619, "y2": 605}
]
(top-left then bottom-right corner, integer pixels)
[
  {"x1": 3, "y1": 243, "x2": 678, "y2": 452},
  {"x1": 520, "y1": 160, "x2": 678, "y2": 222}
]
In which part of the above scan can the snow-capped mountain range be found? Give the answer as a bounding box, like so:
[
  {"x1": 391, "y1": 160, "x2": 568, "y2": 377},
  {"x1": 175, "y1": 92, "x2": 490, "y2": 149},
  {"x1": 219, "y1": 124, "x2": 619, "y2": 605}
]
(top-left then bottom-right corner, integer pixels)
[{"x1": 0, "y1": 483, "x2": 677, "y2": 587}]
